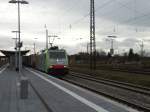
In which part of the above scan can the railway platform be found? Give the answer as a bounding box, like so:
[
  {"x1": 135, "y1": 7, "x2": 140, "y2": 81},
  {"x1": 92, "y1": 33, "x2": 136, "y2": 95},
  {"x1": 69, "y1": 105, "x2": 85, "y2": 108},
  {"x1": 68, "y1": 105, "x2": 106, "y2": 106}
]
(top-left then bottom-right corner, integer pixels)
[
  {"x1": 0, "y1": 65, "x2": 48, "y2": 112},
  {"x1": 0, "y1": 65, "x2": 139, "y2": 112}
]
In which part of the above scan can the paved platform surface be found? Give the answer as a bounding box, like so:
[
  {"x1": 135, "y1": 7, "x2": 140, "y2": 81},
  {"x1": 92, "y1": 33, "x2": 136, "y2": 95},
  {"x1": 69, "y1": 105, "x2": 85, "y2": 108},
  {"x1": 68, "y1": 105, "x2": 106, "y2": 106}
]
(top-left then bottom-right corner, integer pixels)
[
  {"x1": 0, "y1": 65, "x2": 139, "y2": 112},
  {"x1": 0, "y1": 67, "x2": 48, "y2": 112}
]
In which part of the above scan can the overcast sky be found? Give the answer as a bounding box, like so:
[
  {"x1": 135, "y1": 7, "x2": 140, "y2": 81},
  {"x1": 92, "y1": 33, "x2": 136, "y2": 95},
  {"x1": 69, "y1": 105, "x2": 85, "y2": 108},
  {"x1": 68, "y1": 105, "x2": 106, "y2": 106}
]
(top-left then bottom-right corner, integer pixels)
[{"x1": 1, "y1": 0, "x2": 150, "y2": 55}]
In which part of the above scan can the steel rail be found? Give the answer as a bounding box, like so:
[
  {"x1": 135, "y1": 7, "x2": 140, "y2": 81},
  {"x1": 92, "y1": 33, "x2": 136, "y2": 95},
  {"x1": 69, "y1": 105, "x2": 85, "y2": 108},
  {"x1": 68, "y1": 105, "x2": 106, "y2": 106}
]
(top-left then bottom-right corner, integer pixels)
[
  {"x1": 70, "y1": 73, "x2": 150, "y2": 96},
  {"x1": 70, "y1": 72, "x2": 150, "y2": 91},
  {"x1": 63, "y1": 72, "x2": 150, "y2": 112}
]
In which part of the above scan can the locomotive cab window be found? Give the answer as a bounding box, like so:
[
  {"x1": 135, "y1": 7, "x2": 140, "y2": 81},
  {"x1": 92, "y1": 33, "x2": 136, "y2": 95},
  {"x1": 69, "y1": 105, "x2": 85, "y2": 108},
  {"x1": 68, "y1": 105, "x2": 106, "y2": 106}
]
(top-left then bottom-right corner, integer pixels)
[{"x1": 49, "y1": 52, "x2": 66, "y2": 59}]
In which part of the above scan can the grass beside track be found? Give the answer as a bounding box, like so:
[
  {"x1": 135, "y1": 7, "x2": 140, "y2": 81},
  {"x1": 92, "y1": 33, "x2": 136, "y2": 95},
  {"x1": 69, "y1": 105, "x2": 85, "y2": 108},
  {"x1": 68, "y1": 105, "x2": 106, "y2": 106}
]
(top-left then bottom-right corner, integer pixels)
[{"x1": 70, "y1": 66, "x2": 150, "y2": 88}]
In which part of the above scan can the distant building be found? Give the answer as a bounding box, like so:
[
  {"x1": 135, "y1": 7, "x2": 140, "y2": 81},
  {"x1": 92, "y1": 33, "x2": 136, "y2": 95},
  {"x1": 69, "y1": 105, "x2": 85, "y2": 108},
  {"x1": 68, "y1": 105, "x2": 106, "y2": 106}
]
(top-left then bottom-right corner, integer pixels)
[{"x1": 0, "y1": 50, "x2": 29, "y2": 70}]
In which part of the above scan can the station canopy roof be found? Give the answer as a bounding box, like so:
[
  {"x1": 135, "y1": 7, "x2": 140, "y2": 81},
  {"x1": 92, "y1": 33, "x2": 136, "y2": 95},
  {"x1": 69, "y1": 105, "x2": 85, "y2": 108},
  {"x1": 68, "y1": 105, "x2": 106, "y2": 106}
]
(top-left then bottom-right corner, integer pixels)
[{"x1": 0, "y1": 50, "x2": 29, "y2": 57}]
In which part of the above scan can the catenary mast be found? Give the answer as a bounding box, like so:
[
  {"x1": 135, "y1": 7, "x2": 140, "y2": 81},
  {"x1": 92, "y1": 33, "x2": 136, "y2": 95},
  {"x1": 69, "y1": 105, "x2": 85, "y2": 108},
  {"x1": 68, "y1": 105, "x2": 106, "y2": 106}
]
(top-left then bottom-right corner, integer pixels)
[{"x1": 90, "y1": 0, "x2": 96, "y2": 70}]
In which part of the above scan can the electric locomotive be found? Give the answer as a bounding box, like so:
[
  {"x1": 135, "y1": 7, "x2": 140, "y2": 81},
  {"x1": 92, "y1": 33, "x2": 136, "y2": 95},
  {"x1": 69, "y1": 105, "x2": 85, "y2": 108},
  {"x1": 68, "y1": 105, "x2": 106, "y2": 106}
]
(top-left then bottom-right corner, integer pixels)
[
  {"x1": 23, "y1": 46, "x2": 69, "y2": 76},
  {"x1": 36, "y1": 46, "x2": 69, "y2": 75}
]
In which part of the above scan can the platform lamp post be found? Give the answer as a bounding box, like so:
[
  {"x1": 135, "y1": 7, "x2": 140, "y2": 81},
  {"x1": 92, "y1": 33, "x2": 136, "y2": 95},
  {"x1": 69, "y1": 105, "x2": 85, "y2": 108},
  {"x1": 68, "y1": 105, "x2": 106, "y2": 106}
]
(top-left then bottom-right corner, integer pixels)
[
  {"x1": 76, "y1": 38, "x2": 83, "y2": 52},
  {"x1": 87, "y1": 43, "x2": 90, "y2": 54},
  {"x1": 12, "y1": 30, "x2": 19, "y2": 71},
  {"x1": 33, "y1": 38, "x2": 38, "y2": 54},
  {"x1": 107, "y1": 35, "x2": 117, "y2": 55},
  {"x1": 9, "y1": 0, "x2": 29, "y2": 74}
]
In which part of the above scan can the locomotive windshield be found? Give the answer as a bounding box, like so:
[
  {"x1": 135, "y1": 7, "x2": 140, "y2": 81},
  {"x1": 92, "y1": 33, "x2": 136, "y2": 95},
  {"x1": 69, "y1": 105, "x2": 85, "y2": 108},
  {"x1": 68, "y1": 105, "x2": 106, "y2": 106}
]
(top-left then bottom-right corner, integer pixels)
[{"x1": 49, "y1": 51, "x2": 66, "y2": 59}]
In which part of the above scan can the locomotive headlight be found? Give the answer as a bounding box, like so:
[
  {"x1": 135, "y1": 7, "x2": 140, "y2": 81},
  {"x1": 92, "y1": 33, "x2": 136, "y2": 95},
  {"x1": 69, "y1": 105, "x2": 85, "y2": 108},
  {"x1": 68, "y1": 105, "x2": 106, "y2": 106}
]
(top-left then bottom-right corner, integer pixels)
[
  {"x1": 64, "y1": 65, "x2": 67, "y2": 68},
  {"x1": 49, "y1": 66, "x2": 53, "y2": 68}
]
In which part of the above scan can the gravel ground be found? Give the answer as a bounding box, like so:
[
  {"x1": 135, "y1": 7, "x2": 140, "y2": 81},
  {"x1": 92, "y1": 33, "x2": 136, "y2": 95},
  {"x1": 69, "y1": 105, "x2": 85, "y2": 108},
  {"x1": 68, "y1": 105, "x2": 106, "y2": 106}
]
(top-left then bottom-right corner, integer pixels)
[
  {"x1": 64, "y1": 74, "x2": 150, "y2": 110},
  {"x1": 70, "y1": 67, "x2": 150, "y2": 87}
]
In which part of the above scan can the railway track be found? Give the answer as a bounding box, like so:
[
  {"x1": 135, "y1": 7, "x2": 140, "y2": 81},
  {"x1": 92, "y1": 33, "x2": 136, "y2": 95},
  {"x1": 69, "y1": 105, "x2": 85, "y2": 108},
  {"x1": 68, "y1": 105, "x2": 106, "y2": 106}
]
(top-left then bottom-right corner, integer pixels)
[
  {"x1": 63, "y1": 72, "x2": 150, "y2": 112},
  {"x1": 71, "y1": 72, "x2": 150, "y2": 96},
  {"x1": 99, "y1": 67, "x2": 150, "y2": 75}
]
